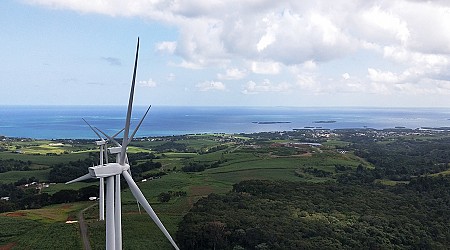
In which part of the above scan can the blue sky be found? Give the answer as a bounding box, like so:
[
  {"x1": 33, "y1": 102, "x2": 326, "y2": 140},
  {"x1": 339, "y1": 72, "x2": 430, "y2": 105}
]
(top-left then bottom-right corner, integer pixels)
[{"x1": 2, "y1": 0, "x2": 450, "y2": 107}]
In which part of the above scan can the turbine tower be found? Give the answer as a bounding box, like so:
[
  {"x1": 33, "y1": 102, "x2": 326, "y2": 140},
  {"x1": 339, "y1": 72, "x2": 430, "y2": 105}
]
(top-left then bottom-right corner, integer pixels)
[{"x1": 66, "y1": 38, "x2": 179, "y2": 250}]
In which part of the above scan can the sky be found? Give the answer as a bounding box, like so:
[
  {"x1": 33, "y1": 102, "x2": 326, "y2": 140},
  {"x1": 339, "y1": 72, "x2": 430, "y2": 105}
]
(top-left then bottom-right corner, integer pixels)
[{"x1": 2, "y1": 0, "x2": 450, "y2": 107}]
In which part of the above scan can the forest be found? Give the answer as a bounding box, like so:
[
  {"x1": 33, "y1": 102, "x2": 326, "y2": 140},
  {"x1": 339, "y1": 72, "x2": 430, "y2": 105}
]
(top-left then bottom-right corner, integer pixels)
[
  {"x1": 176, "y1": 177, "x2": 450, "y2": 249},
  {"x1": 174, "y1": 129, "x2": 450, "y2": 249}
]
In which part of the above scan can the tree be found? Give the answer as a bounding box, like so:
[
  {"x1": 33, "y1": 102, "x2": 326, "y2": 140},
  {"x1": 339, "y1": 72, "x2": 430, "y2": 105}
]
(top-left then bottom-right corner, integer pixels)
[{"x1": 158, "y1": 192, "x2": 171, "y2": 203}]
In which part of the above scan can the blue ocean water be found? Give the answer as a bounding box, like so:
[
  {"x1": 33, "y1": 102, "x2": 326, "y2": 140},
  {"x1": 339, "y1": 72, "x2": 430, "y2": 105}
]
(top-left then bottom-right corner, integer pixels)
[{"x1": 1, "y1": 106, "x2": 450, "y2": 139}]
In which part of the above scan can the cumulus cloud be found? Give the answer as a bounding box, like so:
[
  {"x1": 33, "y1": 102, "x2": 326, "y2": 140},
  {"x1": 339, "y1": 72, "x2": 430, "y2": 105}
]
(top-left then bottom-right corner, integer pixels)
[
  {"x1": 242, "y1": 79, "x2": 291, "y2": 94},
  {"x1": 250, "y1": 61, "x2": 281, "y2": 75},
  {"x1": 24, "y1": 0, "x2": 450, "y2": 99},
  {"x1": 196, "y1": 81, "x2": 226, "y2": 91},
  {"x1": 138, "y1": 79, "x2": 157, "y2": 88},
  {"x1": 295, "y1": 74, "x2": 319, "y2": 91},
  {"x1": 368, "y1": 68, "x2": 402, "y2": 84},
  {"x1": 156, "y1": 41, "x2": 177, "y2": 54},
  {"x1": 356, "y1": 6, "x2": 410, "y2": 46}
]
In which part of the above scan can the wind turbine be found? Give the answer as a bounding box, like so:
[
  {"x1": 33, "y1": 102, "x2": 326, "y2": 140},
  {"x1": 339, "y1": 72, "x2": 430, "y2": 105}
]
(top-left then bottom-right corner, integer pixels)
[
  {"x1": 81, "y1": 118, "x2": 107, "y2": 221},
  {"x1": 66, "y1": 38, "x2": 179, "y2": 250},
  {"x1": 80, "y1": 118, "x2": 124, "y2": 221}
]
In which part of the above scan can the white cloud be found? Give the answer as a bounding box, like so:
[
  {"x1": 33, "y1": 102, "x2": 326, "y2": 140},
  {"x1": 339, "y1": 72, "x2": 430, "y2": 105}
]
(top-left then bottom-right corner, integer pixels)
[
  {"x1": 138, "y1": 79, "x2": 157, "y2": 88},
  {"x1": 242, "y1": 79, "x2": 291, "y2": 94},
  {"x1": 196, "y1": 81, "x2": 226, "y2": 91},
  {"x1": 174, "y1": 60, "x2": 204, "y2": 70},
  {"x1": 23, "y1": 0, "x2": 450, "y2": 103},
  {"x1": 217, "y1": 68, "x2": 247, "y2": 80},
  {"x1": 156, "y1": 41, "x2": 177, "y2": 54},
  {"x1": 250, "y1": 61, "x2": 281, "y2": 75},
  {"x1": 295, "y1": 74, "x2": 319, "y2": 91},
  {"x1": 368, "y1": 68, "x2": 401, "y2": 84},
  {"x1": 357, "y1": 6, "x2": 410, "y2": 45},
  {"x1": 138, "y1": 79, "x2": 156, "y2": 88},
  {"x1": 301, "y1": 60, "x2": 317, "y2": 71}
]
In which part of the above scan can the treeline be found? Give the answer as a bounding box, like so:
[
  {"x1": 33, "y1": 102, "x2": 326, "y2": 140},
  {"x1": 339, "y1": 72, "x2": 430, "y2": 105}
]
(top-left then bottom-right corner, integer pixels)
[
  {"x1": 0, "y1": 159, "x2": 32, "y2": 173},
  {"x1": 181, "y1": 160, "x2": 226, "y2": 172},
  {"x1": 0, "y1": 184, "x2": 98, "y2": 213},
  {"x1": 49, "y1": 159, "x2": 95, "y2": 183},
  {"x1": 131, "y1": 160, "x2": 162, "y2": 177},
  {"x1": 153, "y1": 141, "x2": 188, "y2": 152},
  {"x1": 128, "y1": 152, "x2": 158, "y2": 163},
  {"x1": 347, "y1": 137, "x2": 450, "y2": 180},
  {"x1": 157, "y1": 190, "x2": 187, "y2": 203},
  {"x1": 177, "y1": 178, "x2": 450, "y2": 249}
]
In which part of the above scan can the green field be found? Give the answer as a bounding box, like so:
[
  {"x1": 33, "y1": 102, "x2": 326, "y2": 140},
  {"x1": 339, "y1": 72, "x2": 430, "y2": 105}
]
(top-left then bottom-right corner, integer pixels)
[
  {"x1": 0, "y1": 202, "x2": 93, "y2": 249},
  {"x1": 0, "y1": 151, "x2": 91, "y2": 165},
  {"x1": 0, "y1": 169, "x2": 50, "y2": 184}
]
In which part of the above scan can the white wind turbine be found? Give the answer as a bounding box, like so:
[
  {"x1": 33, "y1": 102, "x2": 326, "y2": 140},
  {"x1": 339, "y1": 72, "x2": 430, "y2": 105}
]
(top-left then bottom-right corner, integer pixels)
[
  {"x1": 79, "y1": 118, "x2": 124, "y2": 221},
  {"x1": 66, "y1": 38, "x2": 179, "y2": 250}
]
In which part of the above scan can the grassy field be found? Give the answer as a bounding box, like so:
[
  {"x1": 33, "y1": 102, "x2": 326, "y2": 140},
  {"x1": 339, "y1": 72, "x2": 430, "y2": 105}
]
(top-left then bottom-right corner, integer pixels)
[
  {"x1": 0, "y1": 151, "x2": 91, "y2": 165},
  {"x1": 43, "y1": 182, "x2": 97, "y2": 195},
  {"x1": 0, "y1": 202, "x2": 93, "y2": 249},
  {"x1": 0, "y1": 169, "x2": 50, "y2": 184}
]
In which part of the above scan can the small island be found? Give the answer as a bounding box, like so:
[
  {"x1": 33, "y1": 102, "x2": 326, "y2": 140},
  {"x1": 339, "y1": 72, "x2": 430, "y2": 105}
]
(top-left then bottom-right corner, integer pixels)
[
  {"x1": 252, "y1": 121, "x2": 291, "y2": 124},
  {"x1": 313, "y1": 120, "x2": 337, "y2": 124}
]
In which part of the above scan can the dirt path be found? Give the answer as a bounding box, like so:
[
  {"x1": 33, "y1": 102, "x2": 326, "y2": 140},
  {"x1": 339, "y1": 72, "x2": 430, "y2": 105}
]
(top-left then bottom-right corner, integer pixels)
[{"x1": 78, "y1": 203, "x2": 97, "y2": 250}]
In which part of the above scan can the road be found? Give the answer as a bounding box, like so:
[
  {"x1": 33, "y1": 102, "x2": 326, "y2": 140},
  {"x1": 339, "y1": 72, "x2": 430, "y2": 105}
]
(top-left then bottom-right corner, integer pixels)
[{"x1": 78, "y1": 203, "x2": 97, "y2": 250}]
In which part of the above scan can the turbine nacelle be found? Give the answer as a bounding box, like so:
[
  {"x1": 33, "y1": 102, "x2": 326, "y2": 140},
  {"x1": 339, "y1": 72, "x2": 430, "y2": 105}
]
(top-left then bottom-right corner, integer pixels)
[
  {"x1": 89, "y1": 163, "x2": 130, "y2": 178},
  {"x1": 109, "y1": 146, "x2": 123, "y2": 154},
  {"x1": 95, "y1": 140, "x2": 107, "y2": 146}
]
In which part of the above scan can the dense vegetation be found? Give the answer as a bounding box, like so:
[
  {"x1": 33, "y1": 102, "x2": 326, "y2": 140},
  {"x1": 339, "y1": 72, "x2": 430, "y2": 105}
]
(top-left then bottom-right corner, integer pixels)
[
  {"x1": 0, "y1": 184, "x2": 98, "y2": 212},
  {"x1": 345, "y1": 134, "x2": 450, "y2": 181},
  {"x1": 0, "y1": 159, "x2": 32, "y2": 172},
  {"x1": 177, "y1": 178, "x2": 450, "y2": 249},
  {"x1": 48, "y1": 159, "x2": 95, "y2": 183}
]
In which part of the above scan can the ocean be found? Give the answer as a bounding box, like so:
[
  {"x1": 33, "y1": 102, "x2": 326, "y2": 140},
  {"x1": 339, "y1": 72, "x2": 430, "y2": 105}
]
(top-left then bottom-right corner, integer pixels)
[{"x1": 1, "y1": 106, "x2": 450, "y2": 139}]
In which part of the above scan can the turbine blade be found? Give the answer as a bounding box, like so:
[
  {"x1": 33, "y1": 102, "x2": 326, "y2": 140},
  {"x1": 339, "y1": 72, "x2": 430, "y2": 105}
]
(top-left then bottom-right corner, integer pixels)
[
  {"x1": 126, "y1": 164, "x2": 142, "y2": 214},
  {"x1": 112, "y1": 128, "x2": 125, "y2": 139},
  {"x1": 120, "y1": 37, "x2": 140, "y2": 164},
  {"x1": 128, "y1": 105, "x2": 151, "y2": 144},
  {"x1": 82, "y1": 118, "x2": 104, "y2": 141},
  {"x1": 65, "y1": 173, "x2": 92, "y2": 184},
  {"x1": 122, "y1": 171, "x2": 179, "y2": 250},
  {"x1": 96, "y1": 127, "x2": 122, "y2": 147}
]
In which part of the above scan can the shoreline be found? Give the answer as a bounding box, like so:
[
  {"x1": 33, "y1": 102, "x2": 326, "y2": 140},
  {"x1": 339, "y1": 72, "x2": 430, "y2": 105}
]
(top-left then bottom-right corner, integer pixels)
[{"x1": 2, "y1": 126, "x2": 450, "y2": 141}]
